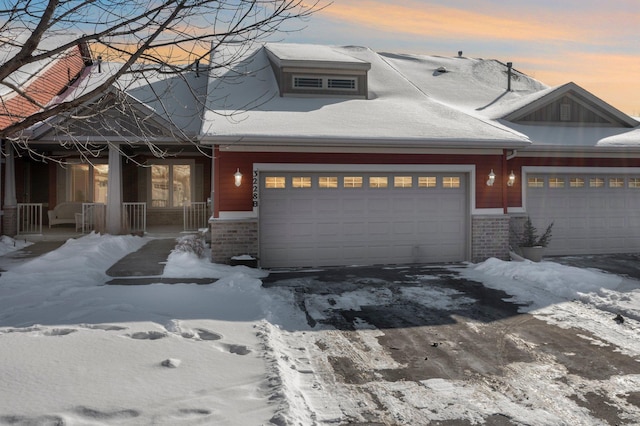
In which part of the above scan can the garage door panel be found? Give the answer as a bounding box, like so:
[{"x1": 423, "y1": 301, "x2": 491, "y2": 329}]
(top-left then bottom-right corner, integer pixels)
[
  {"x1": 261, "y1": 172, "x2": 468, "y2": 267},
  {"x1": 527, "y1": 173, "x2": 640, "y2": 255}
]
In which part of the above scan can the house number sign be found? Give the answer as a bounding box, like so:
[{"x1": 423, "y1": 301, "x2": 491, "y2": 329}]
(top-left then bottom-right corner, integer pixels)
[{"x1": 252, "y1": 170, "x2": 259, "y2": 207}]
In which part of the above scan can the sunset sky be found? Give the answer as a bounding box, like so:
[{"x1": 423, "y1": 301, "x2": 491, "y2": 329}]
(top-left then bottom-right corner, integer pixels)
[{"x1": 280, "y1": 0, "x2": 640, "y2": 116}]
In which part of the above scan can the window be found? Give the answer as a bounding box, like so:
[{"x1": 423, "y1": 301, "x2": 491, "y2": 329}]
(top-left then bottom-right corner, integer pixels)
[
  {"x1": 369, "y1": 176, "x2": 388, "y2": 188},
  {"x1": 630, "y1": 178, "x2": 640, "y2": 188},
  {"x1": 418, "y1": 176, "x2": 437, "y2": 188},
  {"x1": 589, "y1": 178, "x2": 604, "y2": 188},
  {"x1": 570, "y1": 177, "x2": 585, "y2": 188},
  {"x1": 394, "y1": 176, "x2": 413, "y2": 188},
  {"x1": 527, "y1": 177, "x2": 544, "y2": 188},
  {"x1": 265, "y1": 177, "x2": 286, "y2": 189},
  {"x1": 292, "y1": 176, "x2": 312, "y2": 188},
  {"x1": 150, "y1": 163, "x2": 193, "y2": 207},
  {"x1": 560, "y1": 103, "x2": 571, "y2": 121},
  {"x1": 344, "y1": 176, "x2": 363, "y2": 188},
  {"x1": 318, "y1": 177, "x2": 338, "y2": 188},
  {"x1": 293, "y1": 77, "x2": 322, "y2": 89},
  {"x1": 327, "y1": 78, "x2": 356, "y2": 90},
  {"x1": 443, "y1": 177, "x2": 460, "y2": 188},
  {"x1": 549, "y1": 177, "x2": 565, "y2": 188},
  {"x1": 293, "y1": 75, "x2": 357, "y2": 91},
  {"x1": 609, "y1": 178, "x2": 625, "y2": 188},
  {"x1": 68, "y1": 163, "x2": 108, "y2": 203}
]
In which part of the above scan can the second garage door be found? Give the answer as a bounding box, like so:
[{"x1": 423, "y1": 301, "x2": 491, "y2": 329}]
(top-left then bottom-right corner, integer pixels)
[
  {"x1": 526, "y1": 173, "x2": 640, "y2": 255},
  {"x1": 259, "y1": 172, "x2": 468, "y2": 268}
]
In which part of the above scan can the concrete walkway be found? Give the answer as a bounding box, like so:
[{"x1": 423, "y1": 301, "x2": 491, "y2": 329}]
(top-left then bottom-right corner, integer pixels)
[{"x1": 105, "y1": 238, "x2": 216, "y2": 285}]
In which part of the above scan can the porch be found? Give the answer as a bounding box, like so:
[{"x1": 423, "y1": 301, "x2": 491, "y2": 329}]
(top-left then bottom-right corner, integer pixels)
[{"x1": 14, "y1": 201, "x2": 210, "y2": 242}]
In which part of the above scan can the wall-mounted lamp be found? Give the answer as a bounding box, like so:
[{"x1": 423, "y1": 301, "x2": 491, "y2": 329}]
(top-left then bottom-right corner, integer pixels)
[
  {"x1": 507, "y1": 171, "x2": 516, "y2": 187},
  {"x1": 234, "y1": 168, "x2": 243, "y2": 187},
  {"x1": 486, "y1": 169, "x2": 496, "y2": 186}
]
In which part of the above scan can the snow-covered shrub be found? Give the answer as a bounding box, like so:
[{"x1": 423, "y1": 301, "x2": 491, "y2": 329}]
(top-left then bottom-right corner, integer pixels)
[{"x1": 174, "y1": 234, "x2": 207, "y2": 258}]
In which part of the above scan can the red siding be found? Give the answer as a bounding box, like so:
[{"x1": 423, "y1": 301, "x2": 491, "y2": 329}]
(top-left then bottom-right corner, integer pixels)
[
  {"x1": 216, "y1": 150, "x2": 507, "y2": 212},
  {"x1": 0, "y1": 45, "x2": 87, "y2": 130}
]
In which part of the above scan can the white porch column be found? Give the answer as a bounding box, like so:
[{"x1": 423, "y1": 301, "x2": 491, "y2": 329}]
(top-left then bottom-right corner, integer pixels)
[
  {"x1": 3, "y1": 141, "x2": 17, "y2": 236},
  {"x1": 106, "y1": 143, "x2": 123, "y2": 234}
]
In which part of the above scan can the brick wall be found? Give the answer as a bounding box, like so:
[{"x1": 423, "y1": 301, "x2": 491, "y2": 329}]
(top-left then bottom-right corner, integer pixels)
[
  {"x1": 471, "y1": 215, "x2": 510, "y2": 262},
  {"x1": 210, "y1": 219, "x2": 259, "y2": 264}
]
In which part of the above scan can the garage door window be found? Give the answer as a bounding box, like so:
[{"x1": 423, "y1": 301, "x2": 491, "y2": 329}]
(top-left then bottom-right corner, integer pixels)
[
  {"x1": 319, "y1": 177, "x2": 338, "y2": 188},
  {"x1": 443, "y1": 177, "x2": 461, "y2": 188},
  {"x1": 266, "y1": 177, "x2": 286, "y2": 189},
  {"x1": 629, "y1": 178, "x2": 640, "y2": 188},
  {"x1": 418, "y1": 176, "x2": 437, "y2": 188},
  {"x1": 292, "y1": 177, "x2": 311, "y2": 188},
  {"x1": 344, "y1": 176, "x2": 363, "y2": 188},
  {"x1": 528, "y1": 177, "x2": 544, "y2": 188},
  {"x1": 394, "y1": 176, "x2": 413, "y2": 188},
  {"x1": 369, "y1": 176, "x2": 388, "y2": 188},
  {"x1": 589, "y1": 178, "x2": 604, "y2": 188},
  {"x1": 570, "y1": 177, "x2": 585, "y2": 188},
  {"x1": 549, "y1": 177, "x2": 565, "y2": 188},
  {"x1": 609, "y1": 178, "x2": 625, "y2": 188}
]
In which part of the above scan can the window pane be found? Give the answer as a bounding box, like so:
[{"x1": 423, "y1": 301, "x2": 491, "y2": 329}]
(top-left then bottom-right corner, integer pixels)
[
  {"x1": 609, "y1": 177, "x2": 624, "y2": 188},
  {"x1": 294, "y1": 77, "x2": 322, "y2": 88},
  {"x1": 327, "y1": 78, "x2": 356, "y2": 90},
  {"x1": 443, "y1": 177, "x2": 460, "y2": 188},
  {"x1": 173, "y1": 165, "x2": 191, "y2": 207},
  {"x1": 569, "y1": 177, "x2": 584, "y2": 188},
  {"x1": 70, "y1": 164, "x2": 90, "y2": 202},
  {"x1": 369, "y1": 176, "x2": 388, "y2": 188},
  {"x1": 292, "y1": 176, "x2": 312, "y2": 188},
  {"x1": 151, "y1": 165, "x2": 170, "y2": 207},
  {"x1": 527, "y1": 177, "x2": 544, "y2": 188},
  {"x1": 630, "y1": 178, "x2": 640, "y2": 188},
  {"x1": 265, "y1": 177, "x2": 286, "y2": 189},
  {"x1": 94, "y1": 164, "x2": 109, "y2": 203},
  {"x1": 318, "y1": 177, "x2": 338, "y2": 188},
  {"x1": 589, "y1": 178, "x2": 604, "y2": 188},
  {"x1": 418, "y1": 176, "x2": 437, "y2": 188},
  {"x1": 344, "y1": 176, "x2": 363, "y2": 188},
  {"x1": 549, "y1": 177, "x2": 565, "y2": 188},
  {"x1": 394, "y1": 176, "x2": 413, "y2": 188}
]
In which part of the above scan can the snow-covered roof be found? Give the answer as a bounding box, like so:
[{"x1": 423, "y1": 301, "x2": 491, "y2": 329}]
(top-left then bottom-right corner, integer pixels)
[
  {"x1": 201, "y1": 44, "x2": 531, "y2": 148},
  {"x1": 202, "y1": 42, "x2": 640, "y2": 151}
]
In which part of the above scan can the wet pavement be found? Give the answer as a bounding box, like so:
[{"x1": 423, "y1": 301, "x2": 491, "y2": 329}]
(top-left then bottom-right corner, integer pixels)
[{"x1": 263, "y1": 263, "x2": 640, "y2": 425}]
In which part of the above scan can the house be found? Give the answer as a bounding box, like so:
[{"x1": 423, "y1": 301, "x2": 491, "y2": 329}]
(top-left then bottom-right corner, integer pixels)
[{"x1": 4, "y1": 42, "x2": 640, "y2": 268}]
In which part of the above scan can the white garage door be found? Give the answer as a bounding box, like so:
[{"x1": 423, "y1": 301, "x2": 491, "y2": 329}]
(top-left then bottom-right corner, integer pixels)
[
  {"x1": 259, "y1": 172, "x2": 468, "y2": 267},
  {"x1": 526, "y1": 173, "x2": 640, "y2": 255}
]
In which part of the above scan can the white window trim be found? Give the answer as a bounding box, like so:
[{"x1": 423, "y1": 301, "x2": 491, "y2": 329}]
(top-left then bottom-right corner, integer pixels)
[{"x1": 147, "y1": 159, "x2": 195, "y2": 209}]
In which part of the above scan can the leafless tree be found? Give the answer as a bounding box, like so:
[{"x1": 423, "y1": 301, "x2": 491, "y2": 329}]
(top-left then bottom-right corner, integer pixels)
[{"x1": 0, "y1": 0, "x2": 322, "y2": 159}]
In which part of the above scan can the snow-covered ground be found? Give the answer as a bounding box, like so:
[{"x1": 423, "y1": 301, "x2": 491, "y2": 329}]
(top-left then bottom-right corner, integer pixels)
[{"x1": 0, "y1": 233, "x2": 639, "y2": 425}]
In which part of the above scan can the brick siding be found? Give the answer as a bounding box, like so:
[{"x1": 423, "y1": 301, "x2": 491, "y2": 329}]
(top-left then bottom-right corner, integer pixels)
[
  {"x1": 210, "y1": 219, "x2": 259, "y2": 264},
  {"x1": 471, "y1": 215, "x2": 510, "y2": 262}
]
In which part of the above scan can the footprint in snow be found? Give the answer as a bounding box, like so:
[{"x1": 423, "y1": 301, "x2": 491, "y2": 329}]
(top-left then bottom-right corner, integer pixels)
[
  {"x1": 43, "y1": 328, "x2": 77, "y2": 336},
  {"x1": 74, "y1": 406, "x2": 140, "y2": 420},
  {"x1": 195, "y1": 328, "x2": 222, "y2": 341},
  {"x1": 222, "y1": 343, "x2": 252, "y2": 356},
  {"x1": 129, "y1": 331, "x2": 168, "y2": 340},
  {"x1": 82, "y1": 324, "x2": 128, "y2": 331}
]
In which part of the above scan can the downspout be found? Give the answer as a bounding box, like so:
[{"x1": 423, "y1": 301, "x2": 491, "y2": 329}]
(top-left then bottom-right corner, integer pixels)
[
  {"x1": 212, "y1": 145, "x2": 220, "y2": 218},
  {"x1": 502, "y1": 150, "x2": 508, "y2": 214}
]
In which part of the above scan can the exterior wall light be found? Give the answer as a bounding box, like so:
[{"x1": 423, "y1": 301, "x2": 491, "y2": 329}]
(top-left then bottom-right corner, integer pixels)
[
  {"x1": 486, "y1": 169, "x2": 496, "y2": 186},
  {"x1": 234, "y1": 168, "x2": 243, "y2": 187},
  {"x1": 508, "y1": 171, "x2": 516, "y2": 187}
]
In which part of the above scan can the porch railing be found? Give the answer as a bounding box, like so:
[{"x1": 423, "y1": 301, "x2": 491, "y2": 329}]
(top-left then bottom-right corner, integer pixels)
[
  {"x1": 122, "y1": 202, "x2": 146, "y2": 234},
  {"x1": 183, "y1": 201, "x2": 208, "y2": 232},
  {"x1": 81, "y1": 203, "x2": 106, "y2": 234},
  {"x1": 17, "y1": 203, "x2": 42, "y2": 235}
]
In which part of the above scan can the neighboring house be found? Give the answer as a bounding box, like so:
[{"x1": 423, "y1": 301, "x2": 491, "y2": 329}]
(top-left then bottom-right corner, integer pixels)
[{"x1": 5, "y1": 42, "x2": 640, "y2": 267}]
